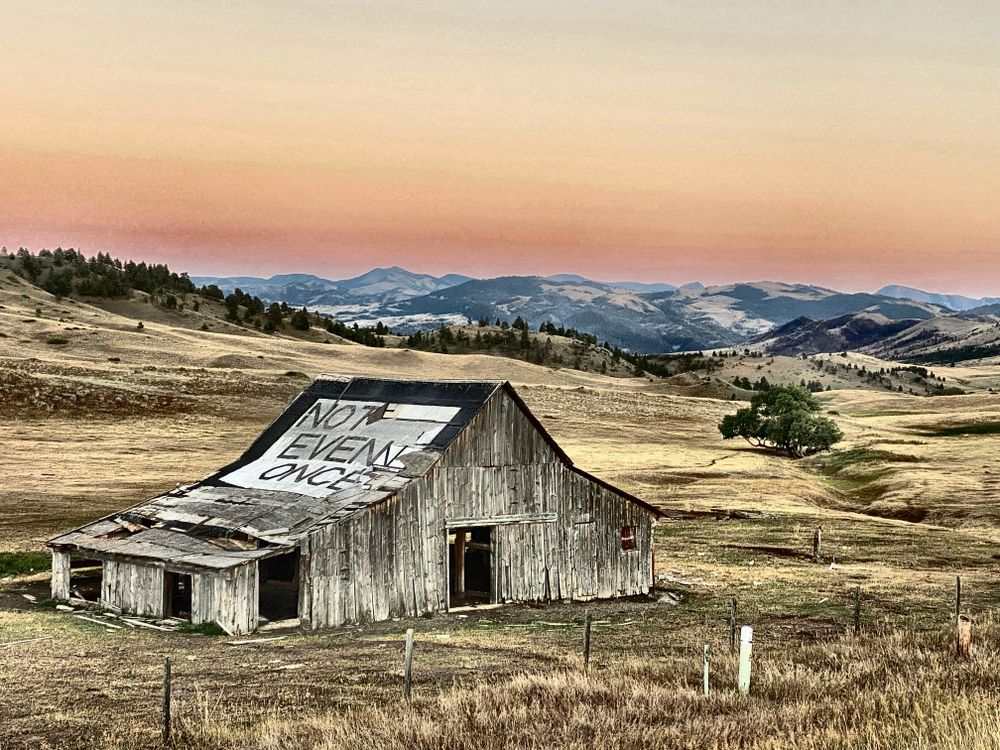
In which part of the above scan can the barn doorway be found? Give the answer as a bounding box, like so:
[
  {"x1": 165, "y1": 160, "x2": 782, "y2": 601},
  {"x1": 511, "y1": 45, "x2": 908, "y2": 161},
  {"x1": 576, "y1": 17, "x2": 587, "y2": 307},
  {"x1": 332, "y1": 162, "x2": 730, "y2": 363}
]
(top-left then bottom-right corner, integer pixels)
[
  {"x1": 70, "y1": 558, "x2": 104, "y2": 603},
  {"x1": 163, "y1": 571, "x2": 192, "y2": 618},
  {"x1": 448, "y1": 526, "x2": 493, "y2": 608},
  {"x1": 258, "y1": 550, "x2": 300, "y2": 623}
]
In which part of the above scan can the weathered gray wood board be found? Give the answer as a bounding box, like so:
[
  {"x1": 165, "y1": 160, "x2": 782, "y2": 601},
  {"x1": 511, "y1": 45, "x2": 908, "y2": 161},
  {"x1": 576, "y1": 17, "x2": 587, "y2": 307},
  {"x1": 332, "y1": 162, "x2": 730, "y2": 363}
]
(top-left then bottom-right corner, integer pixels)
[
  {"x1": 191, "y1": 562, "x2": 258, "y2": 635},
  {"x1": 51, "y1": 550, "x2": 71, "y2": 600}
]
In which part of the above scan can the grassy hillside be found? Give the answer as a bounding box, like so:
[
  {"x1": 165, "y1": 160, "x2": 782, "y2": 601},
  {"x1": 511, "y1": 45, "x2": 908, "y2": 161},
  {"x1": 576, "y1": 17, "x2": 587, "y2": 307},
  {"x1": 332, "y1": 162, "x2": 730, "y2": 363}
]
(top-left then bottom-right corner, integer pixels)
[{"x1": 4, "y1": 253, "x2": 1000, "y2": 748}]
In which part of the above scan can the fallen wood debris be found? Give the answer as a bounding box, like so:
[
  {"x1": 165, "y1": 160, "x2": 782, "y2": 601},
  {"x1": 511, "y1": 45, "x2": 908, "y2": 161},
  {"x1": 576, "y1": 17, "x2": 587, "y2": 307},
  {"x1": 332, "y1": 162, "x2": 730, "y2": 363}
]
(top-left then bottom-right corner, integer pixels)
[
  {"x1": 21, "y1": 593, "x2": 38, "y2": 603},
  {"x1": 227, "y1": 636, "x2": 288, "y2": 646},
  {"x1": 121, "y1": 618, "x2": 174, "y2": 632},
  {"x1": 658, "y1": 572, "x2": 718, "y2": 588},
  {"x1": 259, "y1": 618, "x2": 301, "y2": 632},
  {"x1": 1, "y1": 636, "x2": 53, "y2": 648},
  {"x1": 75, "y1": 615, "x2": 123, "y2": 629}
]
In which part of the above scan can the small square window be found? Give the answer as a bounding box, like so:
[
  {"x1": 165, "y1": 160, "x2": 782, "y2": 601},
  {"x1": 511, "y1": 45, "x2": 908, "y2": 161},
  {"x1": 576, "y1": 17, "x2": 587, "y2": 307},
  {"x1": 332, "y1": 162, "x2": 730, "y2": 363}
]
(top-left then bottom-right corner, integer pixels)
[
  {"x1": 338, "y1": 547, "x2": 350, "y2": 580},
  {"x1": 620, "y1": 525, "x2": 637, "y2": 551}
]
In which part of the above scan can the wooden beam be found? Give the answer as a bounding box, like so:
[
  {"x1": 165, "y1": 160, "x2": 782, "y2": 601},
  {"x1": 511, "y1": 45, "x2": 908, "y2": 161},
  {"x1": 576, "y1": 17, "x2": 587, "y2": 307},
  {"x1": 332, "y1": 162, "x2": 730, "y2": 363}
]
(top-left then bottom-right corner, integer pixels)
[
  {"x1": 446, "y1": 513, "x2": 557, "y2": 528},
  {"x1": 454, "y1": 528, "x2": 466, "y2": 597}
]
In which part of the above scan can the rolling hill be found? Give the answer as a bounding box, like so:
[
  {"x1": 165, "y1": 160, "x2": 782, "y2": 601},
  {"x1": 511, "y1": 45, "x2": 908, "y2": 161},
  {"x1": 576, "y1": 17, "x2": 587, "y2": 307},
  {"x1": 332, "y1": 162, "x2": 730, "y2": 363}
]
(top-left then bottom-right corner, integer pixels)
[{"x1": 752, "y1": 309, "x2": 1000, "y2": 365}]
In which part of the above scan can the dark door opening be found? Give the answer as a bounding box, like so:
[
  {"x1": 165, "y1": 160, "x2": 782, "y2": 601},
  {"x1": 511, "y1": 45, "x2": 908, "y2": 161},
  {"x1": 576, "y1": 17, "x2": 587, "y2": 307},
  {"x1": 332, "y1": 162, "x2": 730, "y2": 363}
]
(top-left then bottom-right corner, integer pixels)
[
  {"x1": 258, "y1": 550, "x2": 300, "y2": 622},
  {"x1": 448, "y1": 526, "x2": 493, "y2": 607},
  {"x1": 70, "y1": 558, "x2": 104, "y2": 603},
  {"x1": 164, "y1": 572, "x2": 192, "y2": 618}
]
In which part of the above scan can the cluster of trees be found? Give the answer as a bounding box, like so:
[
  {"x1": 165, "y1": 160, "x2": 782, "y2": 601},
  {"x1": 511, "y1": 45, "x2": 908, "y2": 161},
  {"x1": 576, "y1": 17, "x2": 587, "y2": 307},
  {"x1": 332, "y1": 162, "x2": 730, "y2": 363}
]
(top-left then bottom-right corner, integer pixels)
[
  {"x1": 404, "y1": 318, "x2": 622, "y2": 372},
  {"x1": 3, "y1": 247, "x2": 198, "y2": 300},
  {"x1": 807, "y1": 356, "x2": 961, "y2": 396},
  {"x1": 535, "y1": 321, "x2": 599, "y2": 346},
  {"x1": 406, "y1": 322, "x2": 551, "y2": 363},
  {"x1": 218, "y1": 291, "x2": 390, "y2": 343},
  {"x1": 719, "y1": 385, "x2": 842, "y2": 458},
  {"x1": 636, "y1": 351, "x2": 731, "y2": 379},
  {"x1": 732, "y1": 375, "x2": 772, "y2": 391},
  {"x1": 732, "y1": 375, "x2": 827, "y2": 394},
  {"x1": 222, "y1": 288, "x2": 296, "y2": 332},
  {"x1": 324, "y1": 318, "x2": 388, "y2": 346},
  {"x1": 909, "y1": 344, "x2": 1000, "y2": 366}
]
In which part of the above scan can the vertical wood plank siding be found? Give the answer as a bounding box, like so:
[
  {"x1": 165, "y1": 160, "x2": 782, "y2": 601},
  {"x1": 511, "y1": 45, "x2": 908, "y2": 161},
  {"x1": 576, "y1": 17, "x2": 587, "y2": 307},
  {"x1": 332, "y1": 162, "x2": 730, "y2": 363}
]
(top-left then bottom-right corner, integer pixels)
[
  {"x1": 302, "y1": 390, "x2": 655, "y2": 628},
  {"x1": 191, "y1": 562, "x2": 259, "y2": 635},
  {"x1": 101, "y1": 559, "x2": 165, "y2": 618}
]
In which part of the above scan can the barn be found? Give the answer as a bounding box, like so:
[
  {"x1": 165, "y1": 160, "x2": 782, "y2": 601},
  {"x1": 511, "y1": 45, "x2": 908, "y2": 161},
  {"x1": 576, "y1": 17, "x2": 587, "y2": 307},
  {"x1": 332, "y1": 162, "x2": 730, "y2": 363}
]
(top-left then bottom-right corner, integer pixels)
[{"x1": 48, "y1": 376, "x2": 660, "y2": 634}]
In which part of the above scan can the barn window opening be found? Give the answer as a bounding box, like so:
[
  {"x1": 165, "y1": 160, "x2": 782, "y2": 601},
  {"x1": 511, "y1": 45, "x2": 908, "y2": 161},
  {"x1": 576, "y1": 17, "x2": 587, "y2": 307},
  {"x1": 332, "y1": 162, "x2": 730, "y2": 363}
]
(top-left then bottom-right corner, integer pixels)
[
  {"x1": 448, "y1": 526, "x2": 493, "y2": 607},
  {"x1": 620, "y1": 526, "x2": 637, "y2": 551},
  {"x1": 163, "y1": 571, "x2": 192, "y2": 618},
  {"x1": 258, "y1": 549, "x2": 300, "y2": 623},
  {"x1": 338, "y1": 545, "x2": 350, "y2": 580}
]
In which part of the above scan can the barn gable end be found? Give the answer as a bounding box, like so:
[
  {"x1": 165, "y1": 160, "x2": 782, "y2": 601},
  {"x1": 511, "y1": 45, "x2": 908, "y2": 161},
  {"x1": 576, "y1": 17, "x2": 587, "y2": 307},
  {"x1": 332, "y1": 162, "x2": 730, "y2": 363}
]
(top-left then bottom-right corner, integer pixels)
[{"x1": 300, "y1": 384, "x2": 657, "y2": 628}]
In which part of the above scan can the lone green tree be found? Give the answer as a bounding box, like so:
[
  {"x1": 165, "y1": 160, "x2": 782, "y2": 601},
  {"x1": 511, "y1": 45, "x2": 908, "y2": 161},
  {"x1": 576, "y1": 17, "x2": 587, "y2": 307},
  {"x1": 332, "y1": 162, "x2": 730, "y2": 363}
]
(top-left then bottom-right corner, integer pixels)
[{"x1": 719, "y1": 385, "x2": 842, "y2": 458}]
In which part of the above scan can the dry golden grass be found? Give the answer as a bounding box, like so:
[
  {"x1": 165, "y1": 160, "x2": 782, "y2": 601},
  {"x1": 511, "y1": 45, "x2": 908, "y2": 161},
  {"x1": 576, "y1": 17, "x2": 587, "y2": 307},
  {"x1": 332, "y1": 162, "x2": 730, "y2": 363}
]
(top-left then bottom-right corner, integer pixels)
[
  {"x1": 5, "y1": 271, "x2": 1000, "y2": 748},
  {"x1": 168, "y1": 635, "x2": 1000, "y2": 750}
]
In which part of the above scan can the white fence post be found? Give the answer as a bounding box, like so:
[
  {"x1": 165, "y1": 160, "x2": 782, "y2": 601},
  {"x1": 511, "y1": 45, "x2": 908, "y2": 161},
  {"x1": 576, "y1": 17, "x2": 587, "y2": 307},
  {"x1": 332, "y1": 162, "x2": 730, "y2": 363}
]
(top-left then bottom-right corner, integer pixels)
[
  {"x1": 703, "y1": 644, "x2": 710, "y2": 696},
  {"x1": 737, "y1": 626, "x2": 753, "y2": 695},
  {"x1": 402, "y1": 628, "x2": 415, "y2": 699}
]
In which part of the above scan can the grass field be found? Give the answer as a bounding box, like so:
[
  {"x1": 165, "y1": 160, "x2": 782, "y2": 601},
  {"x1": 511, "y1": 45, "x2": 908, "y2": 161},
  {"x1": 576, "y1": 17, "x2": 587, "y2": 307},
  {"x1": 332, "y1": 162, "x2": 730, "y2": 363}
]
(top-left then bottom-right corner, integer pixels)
[{"x1": 3, "y1": 275, "x2": 1000, "y2": 748}]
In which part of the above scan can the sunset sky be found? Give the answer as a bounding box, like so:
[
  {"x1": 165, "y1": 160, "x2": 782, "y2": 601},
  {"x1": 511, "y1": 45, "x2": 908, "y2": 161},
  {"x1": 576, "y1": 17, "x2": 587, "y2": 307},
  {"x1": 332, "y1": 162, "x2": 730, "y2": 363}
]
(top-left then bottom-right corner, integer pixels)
[{"x1": 2, "y1": 1, "x2": 998, "y2": 293}]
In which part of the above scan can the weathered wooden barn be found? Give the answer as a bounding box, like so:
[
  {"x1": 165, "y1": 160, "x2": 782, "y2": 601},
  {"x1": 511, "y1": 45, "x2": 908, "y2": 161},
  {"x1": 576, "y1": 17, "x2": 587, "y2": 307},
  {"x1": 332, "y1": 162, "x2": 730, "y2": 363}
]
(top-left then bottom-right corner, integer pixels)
[{"x1": 49, "y1": 376, "x2": 659, "y2": 634}]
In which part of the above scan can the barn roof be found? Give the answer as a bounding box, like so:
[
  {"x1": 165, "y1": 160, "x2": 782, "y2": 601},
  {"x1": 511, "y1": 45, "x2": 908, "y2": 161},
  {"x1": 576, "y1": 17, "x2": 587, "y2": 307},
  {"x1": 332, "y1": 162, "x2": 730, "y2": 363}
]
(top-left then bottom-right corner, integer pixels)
[{"x1": 49, "y1": 375, "x2": 656, "y2": 572}]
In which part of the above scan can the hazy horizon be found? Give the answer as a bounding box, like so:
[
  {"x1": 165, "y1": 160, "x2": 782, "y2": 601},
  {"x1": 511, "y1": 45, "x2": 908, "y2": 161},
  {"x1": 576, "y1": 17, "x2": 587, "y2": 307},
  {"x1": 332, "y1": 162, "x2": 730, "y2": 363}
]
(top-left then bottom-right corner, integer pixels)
[
  {"x1": 9, "y1": 245, "x2": 1000, "y2": 298},
  {"x1": 2, "y1": 2, "x2": 998, "y2": 295}
]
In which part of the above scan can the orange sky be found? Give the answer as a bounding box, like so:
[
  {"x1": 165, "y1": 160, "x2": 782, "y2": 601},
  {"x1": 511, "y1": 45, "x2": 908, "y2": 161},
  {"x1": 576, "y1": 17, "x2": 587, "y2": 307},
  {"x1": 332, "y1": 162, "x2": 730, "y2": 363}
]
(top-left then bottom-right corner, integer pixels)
[{"x1": 1, "y1": 2, "x2": 998, "y2": 293}]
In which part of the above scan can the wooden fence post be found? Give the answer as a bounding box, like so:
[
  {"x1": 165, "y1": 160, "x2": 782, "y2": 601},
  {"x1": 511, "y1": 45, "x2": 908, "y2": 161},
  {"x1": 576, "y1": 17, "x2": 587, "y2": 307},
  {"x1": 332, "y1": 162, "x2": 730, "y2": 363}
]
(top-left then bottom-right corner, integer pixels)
[
  {"x1": 737, "y1": 626, "x2": 753, "y2": 696},
  {"x1": 812, "y1": 525, "x2": 823, "y2": 563},
  {"x1": 957, "y1": 615, "x2": 972, "y2": 659},
  {"x1": 729, "y1": 598, "x2": 737, "y2": 654},
  {"x1": 703, "y1": 644, "x2": 710, "y2": 697},
  {"x1": 853, "y1": 586, "x2": 861, "y2": 637},
  {"x1": 402, "y1": 628, "x2": 415, "y2": 700},
  {"x1": 583, "y1": 610, "x2": 592, "y2": 671},
  {"x1": 162, "y1": 655, "x2": 171, "y2": 746},
  {"x1": 956, "y1": 576, "x2": 961, "y2": 619}
]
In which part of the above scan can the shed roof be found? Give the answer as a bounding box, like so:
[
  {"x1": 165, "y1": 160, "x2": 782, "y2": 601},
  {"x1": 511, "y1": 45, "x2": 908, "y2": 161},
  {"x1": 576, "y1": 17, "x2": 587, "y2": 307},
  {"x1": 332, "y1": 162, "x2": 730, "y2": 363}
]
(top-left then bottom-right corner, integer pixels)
[{"x1": 49, "y1": 375, "x2": 656, "y2": 571}]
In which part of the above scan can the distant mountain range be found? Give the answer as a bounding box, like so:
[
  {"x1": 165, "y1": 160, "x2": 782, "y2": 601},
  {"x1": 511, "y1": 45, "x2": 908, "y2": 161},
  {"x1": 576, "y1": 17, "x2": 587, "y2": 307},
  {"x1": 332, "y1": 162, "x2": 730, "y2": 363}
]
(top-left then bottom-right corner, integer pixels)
[
  {"x1": 192, "y1": 268, "x2": 998, "y2": 357},
  {"x1": 875, "y1": 285, "x2": 1000, "y2": 313},
  {"x1": 191, "y1": 267, "x2": 474, "y2": 308}
]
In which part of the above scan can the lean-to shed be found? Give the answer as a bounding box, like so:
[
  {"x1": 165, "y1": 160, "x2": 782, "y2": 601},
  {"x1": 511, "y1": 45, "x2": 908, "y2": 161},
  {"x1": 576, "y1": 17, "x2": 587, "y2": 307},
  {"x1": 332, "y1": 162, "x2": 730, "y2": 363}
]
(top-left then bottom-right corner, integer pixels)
[{"x1": 48, "y1": 376, "x2": 660, "y2": 634}]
